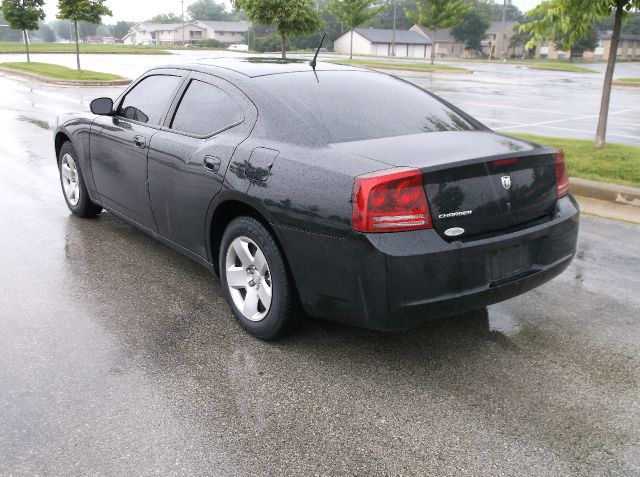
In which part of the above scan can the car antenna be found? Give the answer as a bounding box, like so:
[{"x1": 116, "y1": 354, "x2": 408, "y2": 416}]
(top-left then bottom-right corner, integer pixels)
[{"x1": 309, "y1": 32, "x2": 326, "y2": 82}]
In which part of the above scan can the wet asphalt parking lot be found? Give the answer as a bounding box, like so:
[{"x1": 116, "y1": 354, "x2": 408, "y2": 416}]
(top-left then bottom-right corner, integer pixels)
[{"x1": 0, "y1": 54, "x2": 639, "y2": 476}]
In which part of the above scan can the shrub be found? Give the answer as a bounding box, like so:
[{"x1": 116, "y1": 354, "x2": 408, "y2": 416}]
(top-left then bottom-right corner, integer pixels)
[
  {"x1": 252, "y1": 34, "x2": 281, "y2": 52},
  {"x1": 197, "y1": 39, "x2": 224, "y2": 48}
]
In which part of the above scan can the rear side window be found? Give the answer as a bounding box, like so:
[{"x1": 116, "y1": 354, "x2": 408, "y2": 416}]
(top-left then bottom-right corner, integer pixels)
[
  {"x1": 118, "y1": 75, "x2": 182, "y2": 125},
  {"x1": 171, "y1": 80, "x2": 244, "y2": 136}
]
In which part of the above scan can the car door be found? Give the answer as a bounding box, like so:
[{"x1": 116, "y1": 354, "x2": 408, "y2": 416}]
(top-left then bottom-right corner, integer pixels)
[
  {"x1": 147, "y1": 71, "x2": 258, "y2": 259},
  {"x1": 90, "y1": 70, "x2": 185, "y2": 230}
]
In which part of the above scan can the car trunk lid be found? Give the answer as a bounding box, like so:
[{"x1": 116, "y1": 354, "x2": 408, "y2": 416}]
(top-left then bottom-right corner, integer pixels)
[{"x1": 333, "y1": 131, "x2": 558, "y2": 239}]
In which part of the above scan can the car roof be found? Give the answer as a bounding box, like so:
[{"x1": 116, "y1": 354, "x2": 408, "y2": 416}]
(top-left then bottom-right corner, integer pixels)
[{"x1": 158, "y1": 57, "x2": 363, "y2": 78}]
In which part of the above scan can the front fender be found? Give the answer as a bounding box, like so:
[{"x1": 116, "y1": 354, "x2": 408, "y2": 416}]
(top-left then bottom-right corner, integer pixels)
[{"x1": 54, "y1": 113, "x2": 98, "y2": 199}]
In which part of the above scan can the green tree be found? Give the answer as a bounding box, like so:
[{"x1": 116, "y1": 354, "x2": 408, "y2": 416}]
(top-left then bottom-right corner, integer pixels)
[
  {"x1": 328, "y1": 0, "x2": 386, "y2": 58},
  {"x1": 597, "y1": 9, "x2": 640, "y2": 34},
  {"x1": 188, "y1": 0, "x2": 230, "y2": 21},
  {"x1": 52, "y1": 18, "x2": 72, "y2": 39},
  {"x1": 112, "y1": 20, "x2": 133, "y2": 39},
  {"x1": 36, "y1": 21, "x2": 56, "y2": 41},
  {"x1": 508, "y1": 22, "x2": 533, "y2": 57},
  {"x1": 452, "y1": 8, "x2": 490, "y2": 54},
  {"x1": 57, "y1": 0, "x2": 112, "y2": 71},
  {"x1": 234, "y1": 0, "x2": 321, "y2": 58},
  {"x1": 480, "y1": 0, "x2": 522, "y2": 22},
  {"x1": 252, "y1": 32, "x2": 281, "y2": 51},
  {"x1": 0, "y1": 12, "x2": 24, "y2": 41},
  {"x1": 566, "y1": 24, "x2": 598, "y2": 59},
  {"x1": 522, "y1": 0, "x2": 640, "y2": 149},
  {"x1": 405, "y1": 0, "x2": 469, "y2": 64},
  {"x1": 150, "y1": 13, "x2": 182, "y2": 23},
  {"x1": 1, "y1": 0, "x2": 45, "y2": 63}
]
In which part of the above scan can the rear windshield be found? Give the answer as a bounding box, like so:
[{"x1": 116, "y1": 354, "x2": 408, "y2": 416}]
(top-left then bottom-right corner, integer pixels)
[{"x1": 254, "y1": 71, "x2": 477, "y2": 143}]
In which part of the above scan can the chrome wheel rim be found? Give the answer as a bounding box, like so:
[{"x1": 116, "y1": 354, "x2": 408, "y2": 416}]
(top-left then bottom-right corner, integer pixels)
[
  {"x1": 225, "y1": 236, "x2": 272, "y2": 322},
  {"x1": 60, "y1": 153, "x2": 80, "y2": 206}
]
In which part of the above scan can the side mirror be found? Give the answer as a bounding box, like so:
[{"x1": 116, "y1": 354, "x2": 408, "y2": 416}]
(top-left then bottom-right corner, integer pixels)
[{"x1": 90, "y1": 97, "x2": 114, "y2": 116}]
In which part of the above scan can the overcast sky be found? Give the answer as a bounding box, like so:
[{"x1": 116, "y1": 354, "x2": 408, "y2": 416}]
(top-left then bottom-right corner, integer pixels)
[{"x1": 43, "y1": 0, "x2": 543, "y2": 23}]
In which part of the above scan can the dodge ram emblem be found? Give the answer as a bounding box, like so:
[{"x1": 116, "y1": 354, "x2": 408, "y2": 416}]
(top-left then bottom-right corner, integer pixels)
[{"x1": 501, "y1": 175, "x2": 511, "y2": 190}]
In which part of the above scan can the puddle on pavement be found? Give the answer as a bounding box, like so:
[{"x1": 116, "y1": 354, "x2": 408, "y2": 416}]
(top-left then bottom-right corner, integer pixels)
[{"x1": 488, "y1": 309, "x2": 522, "y2": 336}]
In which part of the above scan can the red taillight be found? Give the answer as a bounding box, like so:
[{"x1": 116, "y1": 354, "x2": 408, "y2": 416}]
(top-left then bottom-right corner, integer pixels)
[
  {"x1": 555, "y1": 149, "x2": 569, "y2": 199},
  {"x1": 352, "y1": 167, "x2": 432, "y2": 233}
]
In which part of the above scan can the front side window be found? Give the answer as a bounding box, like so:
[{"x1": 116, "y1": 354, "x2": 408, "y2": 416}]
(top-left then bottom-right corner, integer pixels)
[
  {"x1": 171, "y1": 80, "x2": 244, "y2": 136},
  {"x1": 118, "y1": 75, "x2": 182, "y2": 125}
]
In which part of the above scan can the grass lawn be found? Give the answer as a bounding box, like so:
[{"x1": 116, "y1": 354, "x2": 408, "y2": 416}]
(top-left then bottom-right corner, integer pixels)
[
  {"x1": 509, "y1": 133, "x2": 640, "y2": 189},
  {"x1": 438, "y1": 57, "x2": 599, "y2": 73},
  {"x1": 524, "y1": 62, "x2": 598, "y2": 73},
  {"x1": 0, "y1": 42, "x2": 169, "y2": 55},
  {"x1": 326, "y1": 59, "x2": 468, "y2": 72},
  {"x1": 614, "y1": 78, "x2": 640, "y2": 86},
  {"x1": 0, "y1": 62, "x2": 125, "y2": 81}
]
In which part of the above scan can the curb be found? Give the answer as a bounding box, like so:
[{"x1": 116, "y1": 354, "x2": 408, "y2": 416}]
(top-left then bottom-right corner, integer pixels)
[
  {"x1": 570, "y1": 177, "x2": 640, "y2": 207},
  {"x1": 0, "y1": 67, "x2": 131, "y2": 86},
  {"x1": 523, "y1": 65, "x2": 598, "y2": 74}
]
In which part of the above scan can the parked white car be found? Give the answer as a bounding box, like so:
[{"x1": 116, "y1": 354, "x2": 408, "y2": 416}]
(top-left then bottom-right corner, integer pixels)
[{"x1": 228, "y1": 44, "x2": 249, "y2": 51}]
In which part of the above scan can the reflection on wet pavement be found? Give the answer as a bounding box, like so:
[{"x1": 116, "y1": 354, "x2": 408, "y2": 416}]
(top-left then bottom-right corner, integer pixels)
[{"x1": 0, "y1": 69, "x2": 639, "y2": 476}]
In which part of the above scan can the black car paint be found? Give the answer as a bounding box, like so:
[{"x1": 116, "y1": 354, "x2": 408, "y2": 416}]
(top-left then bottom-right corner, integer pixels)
[{"x1": 54, "y1": 60, "x2": 579, "y2": 330}]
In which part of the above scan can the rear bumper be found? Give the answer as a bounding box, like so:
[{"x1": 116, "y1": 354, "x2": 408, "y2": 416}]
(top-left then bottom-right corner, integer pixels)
[{"x1": 274, "y1": 195, "x2": 579, "y2": 331}]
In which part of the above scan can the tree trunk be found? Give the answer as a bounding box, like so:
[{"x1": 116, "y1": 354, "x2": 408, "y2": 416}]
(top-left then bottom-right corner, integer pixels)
[
  {"x1": 74, "y1": 20, "x2": 81, "y2": 71},
  {"x1": 568, "y1": 49, "x2": 573, "y2": 63},
  {"x1": 430, "y1": 30, "x2": 436, "y2": 65},
  {"x1": 595, "y1": 1, "x2": 623, "y2": 149},
  {"x1": 349, "y1": 28, "x2": 353, "y2": 60},
  {"x1": 23, "y1": 30, "x2": 30, "y2": 63},
  {"x1": 279, "y1": 29, "x2": 286, "y2": 59}
]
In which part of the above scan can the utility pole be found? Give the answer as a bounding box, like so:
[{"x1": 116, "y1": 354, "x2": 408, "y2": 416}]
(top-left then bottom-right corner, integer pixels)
[
  {"x1": 500, "y1": 0, "x2": 507, "y2": 59},
  {"x1": 181, "y1": 0, "x2": 185, "y2": 46},
  {"x1": 390, "y1": 0, "x2": 397, "y2": 56}
]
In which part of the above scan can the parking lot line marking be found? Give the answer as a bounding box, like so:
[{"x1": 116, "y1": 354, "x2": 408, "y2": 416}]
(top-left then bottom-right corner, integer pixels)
[
  {"x1": 497, "y1": 123, "x2": 640, "y2": 140},
  {"x1": 493, "y1": 108, "x2": 640, "y2": 131},
  {"x1": 457, "y1": 102, "x2": 585, "y2": 115},
  {"x1": 460, "y1": 101, "x2": 640, "y2": 118}
]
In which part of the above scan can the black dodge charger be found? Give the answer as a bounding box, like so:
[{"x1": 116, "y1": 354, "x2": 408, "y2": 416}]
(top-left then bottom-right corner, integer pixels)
[{"x1": 54, "y1": 58, "x2": 579, "y2": 339}]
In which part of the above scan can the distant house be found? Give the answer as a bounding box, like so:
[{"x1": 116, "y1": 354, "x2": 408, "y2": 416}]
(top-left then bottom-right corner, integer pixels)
[
  {"x1": 481, "y1": 21, "x2": 523, "y2": 57},
  {"x1": 194, "y1": 21, "x2": 250, "y2": 46},
  {"x1": 333, "y1": 28, "x2": 431, "y2": 58},
  {"x1": 537, "y1": 32, "x2": 640, "y2": 61},
  {"x1": 410, "y1": 26, "x2": 466, "y2": 57},
  {"x1": 121, "y1": 21, "x2": 249, "y2": 46},
  {"x1": 412, "y1": 21, "x2": 523, "y2": 58},
  {"x1": 594, "y1": 32, "x2": 640, "y2": 61},
  {"x1": 122, "y1": 23, "x2": 199, "y2": 45}
]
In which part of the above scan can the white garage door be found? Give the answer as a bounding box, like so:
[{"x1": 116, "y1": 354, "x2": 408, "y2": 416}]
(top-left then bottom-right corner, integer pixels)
[
  {"x1": 395, "y1": 44, "x2": 408, "y2": 57},
  {"x1": 374, "y1": 43, "x2": 389, "y2": 56},
  {"x1": 407, "y1": 44, "x2": 425, "y2": 58}
]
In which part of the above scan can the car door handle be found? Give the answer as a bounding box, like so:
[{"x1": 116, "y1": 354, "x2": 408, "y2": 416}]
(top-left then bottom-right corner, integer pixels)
[
  {"x1": 133, "y1": 135, "x2": 146, "y2": 149},
  {"x1": 203, "y1": 155, "x2": 221, "y2": 173}
]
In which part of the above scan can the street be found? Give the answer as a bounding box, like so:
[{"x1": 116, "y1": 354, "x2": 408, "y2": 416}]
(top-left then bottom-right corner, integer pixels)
[{"x1": 0, "y1": 58, "x2": 639, "y2": 476}]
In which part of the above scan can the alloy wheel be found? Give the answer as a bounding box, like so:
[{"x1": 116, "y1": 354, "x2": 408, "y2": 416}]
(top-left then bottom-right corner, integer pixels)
[
  {"x1": 225, "y1": 236, "x2": 273, "y2": 322},
  {"x1": 60, "y1": 153, "x2": 80, "y2": 207}
]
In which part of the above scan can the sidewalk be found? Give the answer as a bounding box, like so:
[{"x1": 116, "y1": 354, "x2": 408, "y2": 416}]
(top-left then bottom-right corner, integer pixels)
[{"x1": 570, "y1": 178, "x2": 640, "y2": 224}]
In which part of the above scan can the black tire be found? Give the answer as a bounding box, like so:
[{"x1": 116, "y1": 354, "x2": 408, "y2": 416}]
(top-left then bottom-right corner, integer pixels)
[
  {"x1": 219, "y1": 216, "x2": 298, "y2": 340},
  {"x1": 58, "y1": 141, "x2": 102, "y2": 218}
]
